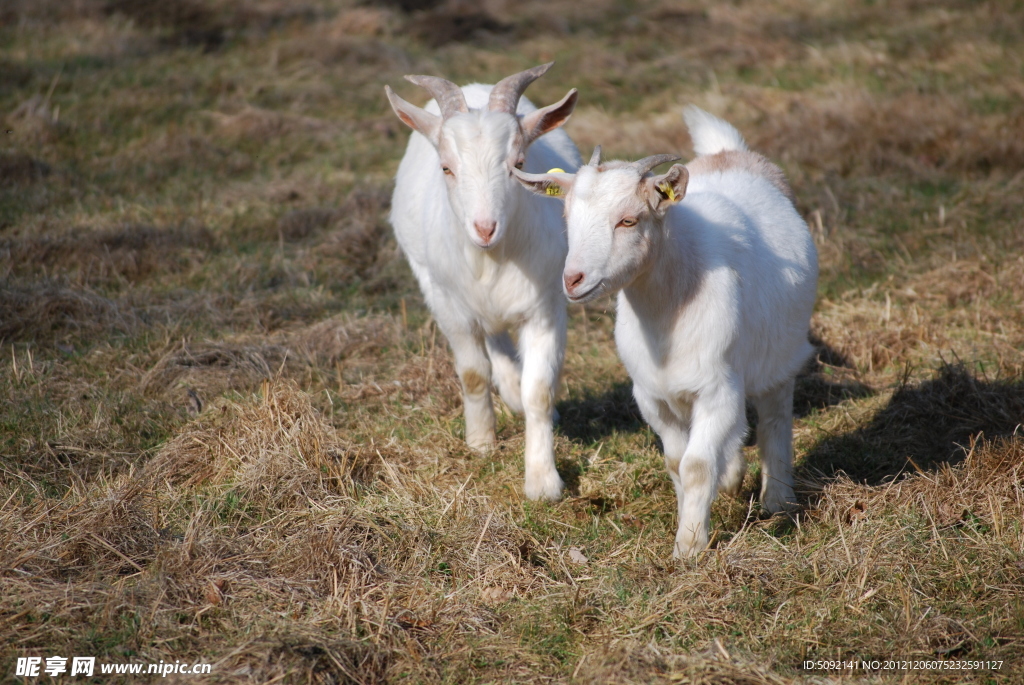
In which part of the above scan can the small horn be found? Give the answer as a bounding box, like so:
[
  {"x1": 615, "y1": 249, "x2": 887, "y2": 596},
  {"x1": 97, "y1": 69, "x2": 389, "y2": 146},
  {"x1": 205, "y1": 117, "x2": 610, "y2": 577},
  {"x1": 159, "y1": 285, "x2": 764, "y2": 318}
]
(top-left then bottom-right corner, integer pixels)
[
  {"x1": 488, "y1": 62, "x2": 554, "y2": 114},
  {"x1": 588, "y1": 145, "x2": 602, "y2": 166},
  {"x1": 633, "y1": 154, "x2": 682, "y2": 177},
  {"x1": 404, "y1": 74, "x2": 468, "y2": 119}
]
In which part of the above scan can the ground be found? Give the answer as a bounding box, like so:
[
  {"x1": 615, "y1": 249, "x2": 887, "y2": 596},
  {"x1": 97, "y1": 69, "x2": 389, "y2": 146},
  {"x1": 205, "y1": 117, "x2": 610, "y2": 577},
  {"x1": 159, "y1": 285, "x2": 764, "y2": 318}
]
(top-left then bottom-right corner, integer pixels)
[{"x1": 2, "y1": 0, "x2": 1024, "y2": 682}]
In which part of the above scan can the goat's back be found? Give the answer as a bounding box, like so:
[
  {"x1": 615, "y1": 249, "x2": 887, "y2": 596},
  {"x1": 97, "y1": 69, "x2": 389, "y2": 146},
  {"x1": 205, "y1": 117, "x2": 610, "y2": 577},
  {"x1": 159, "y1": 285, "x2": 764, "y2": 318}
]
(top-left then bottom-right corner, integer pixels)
[{"x1": 668, "y1": 168, "x2": 818, "y2": 394}]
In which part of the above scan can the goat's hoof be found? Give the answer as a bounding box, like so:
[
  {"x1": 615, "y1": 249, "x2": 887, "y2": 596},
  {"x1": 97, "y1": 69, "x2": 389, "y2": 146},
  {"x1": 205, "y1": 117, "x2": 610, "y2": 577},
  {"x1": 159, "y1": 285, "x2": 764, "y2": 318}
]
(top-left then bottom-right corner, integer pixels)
[
  {"x1": 467, "y1": 434, "x2": 497, "y2": 453},
  {"x1": 672, "y1": 541, "x2": 708, "y2": 559},
  {"x1": 761, "y1": 487, "x2": 799, "y2": 515},
  {"x1": 672, "y1": 528, "x2": 710, "y2": 559},
  {"x1": 498, "y1": 393, "x2": 524, "y2": 415},
  {"x1": 718, "y1": 478, "x2": 743, "y2": 498},
  {"x1": 523, "y1": 470, "x2": 564, "y2": 502},
  {"x1": 718, "y1": 461, "x2": 745, "y2": 497},
  {"x1": 501, "y1": 401, "x2": 525, "y2": 416}
]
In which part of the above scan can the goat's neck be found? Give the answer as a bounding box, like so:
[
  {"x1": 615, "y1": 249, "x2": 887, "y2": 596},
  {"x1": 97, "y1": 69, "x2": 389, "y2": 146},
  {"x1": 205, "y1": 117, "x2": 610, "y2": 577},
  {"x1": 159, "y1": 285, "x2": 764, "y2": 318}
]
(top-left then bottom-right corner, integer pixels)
[{"x1": 622, "y1": 219, "x2": 699, "y2": 325}]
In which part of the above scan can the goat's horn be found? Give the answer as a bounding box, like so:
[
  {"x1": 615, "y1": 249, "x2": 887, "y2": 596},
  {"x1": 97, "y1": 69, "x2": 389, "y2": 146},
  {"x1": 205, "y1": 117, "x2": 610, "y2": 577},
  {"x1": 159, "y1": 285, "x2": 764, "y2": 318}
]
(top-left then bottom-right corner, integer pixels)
[
  {"x1": 488, "y1": 62, "x2": 554, "y2": 114},
  {"x1": 589, "y1": 145, "x2": 602, "y2": 167},
  {"x1": 404, "y1": 74, "x2": 468, "y2": 119},
  {"x1": 633, "y1": 154, "x2": 682, "y2": 177}
]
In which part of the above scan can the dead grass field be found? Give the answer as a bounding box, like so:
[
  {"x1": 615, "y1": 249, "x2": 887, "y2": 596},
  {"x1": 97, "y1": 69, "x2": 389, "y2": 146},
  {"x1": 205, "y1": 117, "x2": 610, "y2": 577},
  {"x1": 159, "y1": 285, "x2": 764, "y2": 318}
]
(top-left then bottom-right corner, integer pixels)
[{"x1": 2, "y1": 0, "x2": 1024, "y2": 682}]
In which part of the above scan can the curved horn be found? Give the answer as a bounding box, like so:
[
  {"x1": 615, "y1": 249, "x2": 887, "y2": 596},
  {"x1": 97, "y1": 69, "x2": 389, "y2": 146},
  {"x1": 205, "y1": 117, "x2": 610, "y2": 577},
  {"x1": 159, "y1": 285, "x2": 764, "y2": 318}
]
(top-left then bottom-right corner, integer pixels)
[
  {"x1": 633, "y1": 154, "x2": 682, "y2": 177},
  {"x1": 588, "y1": 145, "x2": 602, "y2": 167},
  {"x1": 488, "y1": 62, "x2": 554, "y2": 114},
  {"x1": 404, "y1": 74, "x2": 468, "y2": 119}
]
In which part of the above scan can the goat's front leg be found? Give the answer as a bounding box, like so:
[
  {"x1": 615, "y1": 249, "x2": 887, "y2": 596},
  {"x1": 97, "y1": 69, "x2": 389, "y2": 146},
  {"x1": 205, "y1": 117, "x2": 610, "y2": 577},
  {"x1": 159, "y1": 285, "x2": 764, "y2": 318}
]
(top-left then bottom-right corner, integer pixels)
[
  {"x1": 517, "y1": 312, "x2": 566, "y2": 501},
  {"x1": 446, "y1": 325, "x2": 496, "y2": 451},
  {"x1": 673, "y1": 380, "x2": 746, "y2": 558}
]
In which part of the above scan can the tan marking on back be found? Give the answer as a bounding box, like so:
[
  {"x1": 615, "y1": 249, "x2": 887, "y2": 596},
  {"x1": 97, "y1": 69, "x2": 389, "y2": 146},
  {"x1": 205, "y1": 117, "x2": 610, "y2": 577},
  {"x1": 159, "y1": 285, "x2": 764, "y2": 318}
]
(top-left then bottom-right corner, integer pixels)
[{"x1": 686, "y1": 150, "x2": 795, "y2": 203}]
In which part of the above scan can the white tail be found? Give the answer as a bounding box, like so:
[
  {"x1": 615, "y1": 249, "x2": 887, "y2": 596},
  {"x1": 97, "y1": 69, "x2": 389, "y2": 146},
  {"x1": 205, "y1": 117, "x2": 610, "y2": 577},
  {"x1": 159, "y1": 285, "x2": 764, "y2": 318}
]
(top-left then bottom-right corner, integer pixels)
[{"x1": 683, "y1": 105, "x2": 748, "y2": 156}]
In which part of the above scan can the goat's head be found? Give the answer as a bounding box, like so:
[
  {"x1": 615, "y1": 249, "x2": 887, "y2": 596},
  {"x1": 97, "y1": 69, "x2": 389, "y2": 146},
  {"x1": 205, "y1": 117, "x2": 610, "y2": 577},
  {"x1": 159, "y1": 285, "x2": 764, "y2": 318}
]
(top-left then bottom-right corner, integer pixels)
[
  {"x1": 513, "y1": 147, "x2": 688, "y2": 302},
  {"x1": 385, "y1": 63, "x2": 577, "y2": 249}
]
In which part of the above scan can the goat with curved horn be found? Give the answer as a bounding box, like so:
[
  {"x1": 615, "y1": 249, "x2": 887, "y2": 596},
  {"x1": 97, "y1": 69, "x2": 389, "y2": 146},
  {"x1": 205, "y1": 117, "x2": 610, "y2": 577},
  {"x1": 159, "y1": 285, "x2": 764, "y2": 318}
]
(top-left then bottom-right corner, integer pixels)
[
  {"x1": 405, "y1": 74, "x2": 468, "y2": 119},
  {"x1": 488, "y1": 62, "x2": 554, "y2": 114},
  {"x1": 633, "y1": 154, "x2": 682, "y2": 177},
  {"x1": 384, "y1": 64, "x2": 581, "y2": 503}
]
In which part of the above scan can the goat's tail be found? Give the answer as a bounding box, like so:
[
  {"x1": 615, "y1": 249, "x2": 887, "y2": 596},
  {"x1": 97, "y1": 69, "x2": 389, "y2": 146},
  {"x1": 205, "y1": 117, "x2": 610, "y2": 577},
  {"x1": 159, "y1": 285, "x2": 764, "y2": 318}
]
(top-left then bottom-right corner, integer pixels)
[{"x1": 683, "y1": 105, "x2": 749, "y2": 156}]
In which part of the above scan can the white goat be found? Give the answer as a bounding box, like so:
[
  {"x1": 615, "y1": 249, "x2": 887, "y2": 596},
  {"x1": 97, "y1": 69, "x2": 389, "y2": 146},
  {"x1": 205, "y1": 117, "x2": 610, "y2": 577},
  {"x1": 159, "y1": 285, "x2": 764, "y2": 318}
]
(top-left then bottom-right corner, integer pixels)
[
  {"x1": 385, "y1": 64, "x2": 580, "y2": 501},
  {"x1": 514, "y1": 107, "x2": 818, "y2": 556}
]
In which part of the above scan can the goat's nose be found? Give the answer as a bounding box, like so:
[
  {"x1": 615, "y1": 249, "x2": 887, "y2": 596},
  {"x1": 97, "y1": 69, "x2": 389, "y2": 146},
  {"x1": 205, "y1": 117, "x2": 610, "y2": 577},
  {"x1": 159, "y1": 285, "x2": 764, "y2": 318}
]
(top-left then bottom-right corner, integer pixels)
[
  {"x1": 474, "y1": 220, "x2": 496, "y2": 242},
  {"x1": 563, "y1": 270, "x2": 585, "y2": 293}
]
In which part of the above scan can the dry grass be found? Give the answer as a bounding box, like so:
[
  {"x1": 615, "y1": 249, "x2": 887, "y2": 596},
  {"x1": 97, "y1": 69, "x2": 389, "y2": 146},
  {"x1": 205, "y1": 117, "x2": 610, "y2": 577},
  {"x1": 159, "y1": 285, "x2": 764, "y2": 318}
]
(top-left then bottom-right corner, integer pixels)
[{"x1": 2, "y1": 0, "x2": 1023, "y2": 682}]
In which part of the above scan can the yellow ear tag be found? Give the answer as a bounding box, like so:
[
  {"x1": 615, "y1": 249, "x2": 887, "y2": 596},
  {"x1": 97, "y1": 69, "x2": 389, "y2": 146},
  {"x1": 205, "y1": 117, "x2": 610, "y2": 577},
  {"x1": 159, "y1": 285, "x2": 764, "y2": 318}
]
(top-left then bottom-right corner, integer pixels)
[
  {"x1": 545, "y1": 168, "x2": 566, "y2": 196},
  {"x1": 658, "y1": 182, "x2": 677, "y2": 203}
]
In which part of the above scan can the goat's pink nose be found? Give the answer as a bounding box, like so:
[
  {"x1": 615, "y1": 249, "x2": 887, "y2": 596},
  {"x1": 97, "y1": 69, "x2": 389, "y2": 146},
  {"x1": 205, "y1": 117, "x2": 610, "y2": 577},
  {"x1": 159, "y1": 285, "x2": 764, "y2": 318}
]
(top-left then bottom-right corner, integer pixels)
[
  {"x1": 563, "y1": 270, "x2": 585, "y2": 293},
  {"x1": 474, "y1": 220, "x2": 496, "y2": 242}
]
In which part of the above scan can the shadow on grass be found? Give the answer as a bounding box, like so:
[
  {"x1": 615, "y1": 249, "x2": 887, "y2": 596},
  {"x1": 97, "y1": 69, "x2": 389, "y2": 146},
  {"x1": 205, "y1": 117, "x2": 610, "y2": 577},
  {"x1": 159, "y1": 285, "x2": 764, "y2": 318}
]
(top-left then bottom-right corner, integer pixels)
[
  {"x1": 556, "y1": 381, "x2": 644, "y2": 446},
  {"x1": 559, "y1": 339, "x2": 871, "y2": 447},
  {"x1": 798, "y1": 361, "x2": 1024, "y2": 492},
  {"x1": 555, "y1": 381, "x2": 644, "y2": 496},
  {"x1": 794, "y1": 336, "x2": 874, "y2": 418},
  {"x1": 746, "y1": 339, "x2": 875, "y2": 446}
]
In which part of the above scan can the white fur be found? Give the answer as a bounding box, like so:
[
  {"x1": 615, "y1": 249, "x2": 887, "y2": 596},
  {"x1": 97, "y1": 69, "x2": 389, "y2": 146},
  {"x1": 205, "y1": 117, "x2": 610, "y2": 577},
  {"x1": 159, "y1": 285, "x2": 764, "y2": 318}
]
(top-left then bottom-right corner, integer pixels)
[
  {"x1": 683, "y1": 104, "x2": 749, "y2": 156},
  {"x1": 524, "y1": 108, "x2": 817, "y2": 555},
  {"x1": 389, "y1": 83, "x2": 581, "y2": 501}
]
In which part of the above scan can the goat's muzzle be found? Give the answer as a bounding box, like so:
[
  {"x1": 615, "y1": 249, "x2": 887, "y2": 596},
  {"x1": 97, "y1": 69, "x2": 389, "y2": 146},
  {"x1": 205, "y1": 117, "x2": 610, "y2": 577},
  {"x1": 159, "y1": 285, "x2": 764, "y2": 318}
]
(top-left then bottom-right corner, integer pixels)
[
  {"x1": 563, "y1": 270, "x2": 585, "y2": 295},
  {"x1": 474, "y1": 220, "x2": 497, "y2": 244}
]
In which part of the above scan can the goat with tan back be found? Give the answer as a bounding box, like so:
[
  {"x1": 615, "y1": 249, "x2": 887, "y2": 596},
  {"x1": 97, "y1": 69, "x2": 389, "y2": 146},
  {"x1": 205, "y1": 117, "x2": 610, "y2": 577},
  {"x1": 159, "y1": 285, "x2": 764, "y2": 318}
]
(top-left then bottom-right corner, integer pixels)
[
  {"x1": 385, "y1": 64, "x2": 580, "y2": 500},
  {"x1": 514, "y1": 107, "x2": 818, "y2": 556}
]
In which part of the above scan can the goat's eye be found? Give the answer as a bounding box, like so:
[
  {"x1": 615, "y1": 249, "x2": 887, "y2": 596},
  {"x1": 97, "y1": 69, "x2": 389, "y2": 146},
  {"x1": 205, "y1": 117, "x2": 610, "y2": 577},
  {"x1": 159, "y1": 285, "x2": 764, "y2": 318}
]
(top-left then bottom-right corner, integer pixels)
[
  {"x1": 442, "y1": 166, "x2": 453, "y2": 176},
  {"x1": 514, "y1": 160, "x2": 524, "y2": 170},
  {"x1": 617, "y1": 217, "x2": 637, "y2": 228}
]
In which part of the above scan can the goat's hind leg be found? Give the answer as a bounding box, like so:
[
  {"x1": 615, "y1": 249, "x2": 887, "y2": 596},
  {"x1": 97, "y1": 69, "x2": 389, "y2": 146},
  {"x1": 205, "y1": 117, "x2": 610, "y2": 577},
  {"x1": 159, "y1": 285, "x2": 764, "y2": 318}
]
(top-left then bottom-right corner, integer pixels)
[
  {"x1": 718, "y1": 440, "x2": 747, "y2": 497},
  {"x1": 486, "y1": 332, "x2": 523, "y2": 414},
  {"x1": 752, "y1": 377, "x2": 798, "y2": 514}
]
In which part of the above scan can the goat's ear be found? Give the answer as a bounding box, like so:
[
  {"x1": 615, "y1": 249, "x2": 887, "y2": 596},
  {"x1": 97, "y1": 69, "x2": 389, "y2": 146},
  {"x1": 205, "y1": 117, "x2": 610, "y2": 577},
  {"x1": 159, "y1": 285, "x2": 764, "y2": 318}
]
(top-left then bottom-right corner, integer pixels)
[
  {"x1": 385, "y1": 85, "x2": 442, "y2": 146},
  {"x1": 520, "y1": 89, "x2": 578, "y2": 144},
  {"x1": 512, "y1": 167, "x2": 575, "y2": 199},
  {"x1": 644, "y1": 164, "x2": 688, "y2": 214}
]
